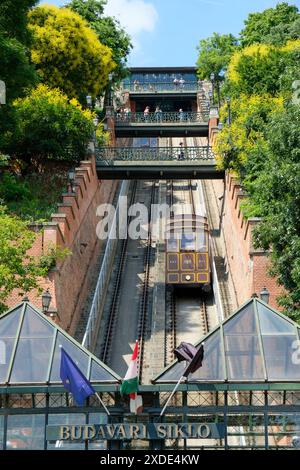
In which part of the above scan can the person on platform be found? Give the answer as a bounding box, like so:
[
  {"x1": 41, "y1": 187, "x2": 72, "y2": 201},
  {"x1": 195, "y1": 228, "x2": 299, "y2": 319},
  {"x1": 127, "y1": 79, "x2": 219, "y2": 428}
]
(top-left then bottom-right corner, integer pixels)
[
  {"x1": 144, "y1": 106, "x2": 150, "y2": 122},
  {"x1": 178, "y1": 142, "x2": 185, "y2": 160},
  {"x1": 155, "y1": 106, "x2": 163, "y2": 122}
]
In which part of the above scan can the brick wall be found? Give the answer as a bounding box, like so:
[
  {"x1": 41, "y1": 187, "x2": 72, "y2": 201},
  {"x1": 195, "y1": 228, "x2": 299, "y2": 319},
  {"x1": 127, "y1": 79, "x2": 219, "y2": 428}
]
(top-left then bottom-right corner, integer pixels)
[
  {"x1": 7, "y1": 156, "x2": 118, "y2": 334},
  {"x1": 219, "y1": 173, "x2": 284, "y2": 309}
]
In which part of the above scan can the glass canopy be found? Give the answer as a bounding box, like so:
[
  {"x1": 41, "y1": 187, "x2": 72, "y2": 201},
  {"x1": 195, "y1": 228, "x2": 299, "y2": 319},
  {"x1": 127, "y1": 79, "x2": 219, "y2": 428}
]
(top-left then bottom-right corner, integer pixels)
[
  {"x1": 0, "y1": 302, "x2": 121, "y2": 385},
  {"x1": 154, "y1": 299, "x2": 300, "y2": 383}
]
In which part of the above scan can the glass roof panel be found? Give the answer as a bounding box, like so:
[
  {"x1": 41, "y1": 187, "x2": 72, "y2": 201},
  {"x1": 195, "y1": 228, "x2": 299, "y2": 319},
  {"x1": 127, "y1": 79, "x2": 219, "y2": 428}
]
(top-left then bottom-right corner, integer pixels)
[
  {"x1": 223, "y1": 303, "x2": 257, "y2": 335},
  {"x1": 50, "y1": 332, "x2": 89, "y2": 382},
  {"x1": 90, "y1": 360, "x2": 119, "y2": 382},
  {"x1": 154, "y1": 300, "x2": 300, "y2": 384},
  {"x1": 257, "y1": 303, "x2": 295, "y2": 334},
  {"x1": 262, "y1": 334, "x2": 300, "y2": 380},
  {"x1": 10, "y1": 307, "x2": 54, "y2": 383},
  {"x1": 0, "y1": 307, "x2": 22, "y2": 383},
  {"x1": 224, "y1": 335, "x2": 265, "y2": 380}
]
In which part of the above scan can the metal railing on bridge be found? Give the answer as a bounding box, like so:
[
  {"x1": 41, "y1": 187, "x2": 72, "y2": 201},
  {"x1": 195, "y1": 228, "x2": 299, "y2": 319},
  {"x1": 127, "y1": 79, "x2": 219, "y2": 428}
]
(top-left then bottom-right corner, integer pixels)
[
  {"x1": 122, "y1": 82, "x2": 200, "y2": 93},
  {"x1": 115, "y1": 111, "x2": 209, "y2": 124},
  {"x1": 96, "y1": 146, "x2": 215, "y2": 163}
]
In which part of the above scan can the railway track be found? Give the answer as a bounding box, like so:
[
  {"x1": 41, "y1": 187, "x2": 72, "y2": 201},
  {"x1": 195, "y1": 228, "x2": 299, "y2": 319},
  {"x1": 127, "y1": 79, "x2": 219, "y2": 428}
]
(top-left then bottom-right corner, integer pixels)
[
  {"x1": 164, "y1": 173, "x2": 211, "y2": 366},
  {"x1": 100, "y1": 180, "x2": 157, "y2": 380},
  {"x1": 137, "y1": 182, "x2": 156, "y2": 382},
  {"x1": 100, "y1": 181, "x2": 138, "y2": 364}
]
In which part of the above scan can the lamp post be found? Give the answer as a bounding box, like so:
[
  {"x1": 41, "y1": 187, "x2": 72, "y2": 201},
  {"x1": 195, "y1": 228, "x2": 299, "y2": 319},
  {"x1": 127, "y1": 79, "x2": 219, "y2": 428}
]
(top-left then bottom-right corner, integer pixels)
[
  {"x1": 108, "y1": 73, "x2": 113, "y2": 107},
  {"x1": 210, "y1": 73, "x2": 215, "y2": 105},
  {"x1": 42, "y1": 289, "x2": 52, "y2": 314},
  {"x1": 86, "y1": 94, "x2": 92, "y2": 109},
  {"x1": 68, "y1": 168, "x2": 76, "y2": 193},
  {"x1": 226, "y1": 96, "x2": 231, "y2": 125},
  {"x1": 260, "y1": 287, "x2": 270, "y2": 304},
  {"x1": 93, "y1": 116, "x2": 99, "y2": 149}
]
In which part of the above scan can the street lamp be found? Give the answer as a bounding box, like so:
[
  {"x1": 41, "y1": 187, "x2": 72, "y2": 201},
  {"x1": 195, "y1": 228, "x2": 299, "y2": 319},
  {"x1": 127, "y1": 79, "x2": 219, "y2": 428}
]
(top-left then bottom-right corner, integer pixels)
[
  {"x1": 226, "y1": 96, "x2": 231, "y2": 125},
  {"x1": 42, "y1": 289, "x2": 52, "y2": 314},
  {"x1": 210, "y1": 73, "x2": 215, "y2": 105},
  {"x1": 260, "y1": 287, "x2": 270, "y2": 304},
  {"x1": 108, "y1": 73, "x2": 113, "y2": 107},
  {"x1": 86, "y1": 94, "x2": 92, "y2": 109},
  {"x1": 68, "y1": 168, "x2": 76, "y2": 193}
]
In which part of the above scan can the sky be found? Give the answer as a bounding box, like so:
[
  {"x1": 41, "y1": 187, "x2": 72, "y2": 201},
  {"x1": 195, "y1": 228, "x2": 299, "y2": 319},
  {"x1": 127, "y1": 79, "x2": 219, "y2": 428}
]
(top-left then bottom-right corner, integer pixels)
[{"x1": 42, "y1": 0, "x2": 300, "y2": 67}]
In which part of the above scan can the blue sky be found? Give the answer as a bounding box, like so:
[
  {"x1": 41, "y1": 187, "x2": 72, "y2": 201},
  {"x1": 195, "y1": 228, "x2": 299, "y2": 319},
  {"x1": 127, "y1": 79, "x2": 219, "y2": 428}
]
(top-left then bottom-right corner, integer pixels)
[{"x1": 42, "y1": 0, "x2": 300, "y2": 66}]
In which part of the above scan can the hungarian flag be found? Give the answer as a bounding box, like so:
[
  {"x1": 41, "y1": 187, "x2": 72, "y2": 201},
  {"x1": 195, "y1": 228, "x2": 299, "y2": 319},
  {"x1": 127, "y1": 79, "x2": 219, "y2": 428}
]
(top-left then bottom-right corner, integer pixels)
[{"x1": 120, "y1": 341, "x2": 143, "y2": 414}]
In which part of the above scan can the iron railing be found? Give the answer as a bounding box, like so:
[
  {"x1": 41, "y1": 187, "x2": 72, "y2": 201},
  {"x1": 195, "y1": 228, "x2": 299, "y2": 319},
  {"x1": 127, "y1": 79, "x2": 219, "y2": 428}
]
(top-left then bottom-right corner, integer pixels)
[
  {"x1": 82, "y1": 181, "x2": 130, "y2": 350},
  {"x1": 122, "y1": 82, "x2": 200, "y2": 93},
  {"x1": 96, "y1": 146, "x2": 215, "y2": 163},
  {"x1": 115, "y1": 111, "x2": 209, "y2": 124}
]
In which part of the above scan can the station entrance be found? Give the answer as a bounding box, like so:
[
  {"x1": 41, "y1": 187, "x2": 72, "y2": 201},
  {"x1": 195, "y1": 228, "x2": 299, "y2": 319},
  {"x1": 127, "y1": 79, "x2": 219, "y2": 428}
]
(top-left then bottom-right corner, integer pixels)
[{"x1": 1, "y1": 299, "x2": 300, "y2": 450}]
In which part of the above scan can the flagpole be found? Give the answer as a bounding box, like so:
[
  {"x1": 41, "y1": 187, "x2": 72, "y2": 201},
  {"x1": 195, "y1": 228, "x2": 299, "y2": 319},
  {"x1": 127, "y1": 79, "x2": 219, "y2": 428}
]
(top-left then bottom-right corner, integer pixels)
[
  {"x1": 160, "y1": 375, "x2": 186, "y2": 417},
  {"x1": 95, "y1": 392, "x2": 111, "y2": 416}
]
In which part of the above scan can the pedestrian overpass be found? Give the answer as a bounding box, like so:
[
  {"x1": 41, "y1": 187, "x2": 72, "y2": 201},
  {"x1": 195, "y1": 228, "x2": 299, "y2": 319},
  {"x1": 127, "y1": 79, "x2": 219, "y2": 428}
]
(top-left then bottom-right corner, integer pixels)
[
  {"x1": 95, "y1": 146, "x2": 224, "y2": 180},
  {"x1": 114, "y1": 111, "x2": 209, "y2": 138}
]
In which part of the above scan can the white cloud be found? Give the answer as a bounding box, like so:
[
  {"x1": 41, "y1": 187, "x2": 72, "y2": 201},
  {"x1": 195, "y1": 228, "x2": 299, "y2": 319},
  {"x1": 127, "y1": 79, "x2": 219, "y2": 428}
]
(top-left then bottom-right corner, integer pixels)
[{"x1": 104, "y1": 0, "x2": 158, "y2": 45}]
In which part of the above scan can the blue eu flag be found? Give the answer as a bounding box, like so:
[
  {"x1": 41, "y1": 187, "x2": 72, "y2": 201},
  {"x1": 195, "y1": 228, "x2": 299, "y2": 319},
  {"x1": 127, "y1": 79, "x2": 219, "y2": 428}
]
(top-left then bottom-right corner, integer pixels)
[{"x1": 60, "y1": 348, "x2": 95, "y2": 406}]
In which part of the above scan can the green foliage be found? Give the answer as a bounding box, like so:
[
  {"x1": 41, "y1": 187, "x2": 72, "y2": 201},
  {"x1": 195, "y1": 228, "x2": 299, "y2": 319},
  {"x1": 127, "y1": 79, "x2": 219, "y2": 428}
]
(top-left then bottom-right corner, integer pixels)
[
  {"x1": 196, "y1": 33, "x2": 238, "y2": 81},
  {"x1": 68, "y1": 0, "x2": 132, "y2": 83},
  {"x1": 261, "y1": 17, "x2": 300, "y2": 46},
  {"x1": 39, "y1": 244, "x2": 71, "y2": 271},
  {"x1": 248, "y1": 105, "x2": 300, "y2": 320},
  {"x1": 0, "y1": 172, "x2": 68, "y2": 221},
  {"x1": 214, "y1": 94, "x2": 283, "y2": 178},
  {"x1": 0, "y1": 0, "x2": 38, "y2": 45},
  {"x1": 240, "y1": 2, "x2": 299, "y2": 47},
  {"x1": 29, "y1": 5, "x2": 116, "y2": 102},
  {"x1": 0, "y1": 205, "x2": 47, "y2": 313},
  {"x1": 228, "y1": 44, "x2": 287, "y2": 96},
  {"x1": 0, "y1": 33, "x2": 37, "y2": 103},
  {"x1": 0, "y1": 0, "x2": 38, "y2": 153},
  {"x1": 3, "y1": 84, "x2": 98, "y2": 169}
]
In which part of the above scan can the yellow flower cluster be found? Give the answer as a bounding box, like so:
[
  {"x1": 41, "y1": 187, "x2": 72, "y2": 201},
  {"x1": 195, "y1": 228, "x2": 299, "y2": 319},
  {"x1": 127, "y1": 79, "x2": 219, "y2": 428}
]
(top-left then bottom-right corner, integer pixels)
[
  {"x1": 228, "y1": 39, "x2": 300, "y2": 85},
  {"x1": 214, "y1": 94, "x2": 284, "y2": 171},
  {"x1": 29, "y1": 6, "x2": 116, "y2": 100}
]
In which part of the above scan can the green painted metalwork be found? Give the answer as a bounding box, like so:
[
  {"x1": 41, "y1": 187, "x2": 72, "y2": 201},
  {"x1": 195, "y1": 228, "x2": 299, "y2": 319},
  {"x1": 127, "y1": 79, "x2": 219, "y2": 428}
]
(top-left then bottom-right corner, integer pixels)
[
  {"x1": 115, "y1": 111, "x2": 209, "y2": 124},
  {"x1": 122, "y1": 82, "x2": 199, "y2": 93},
  {"x1": 96, "y1": 146, "x2": 215, "y2": 164}
]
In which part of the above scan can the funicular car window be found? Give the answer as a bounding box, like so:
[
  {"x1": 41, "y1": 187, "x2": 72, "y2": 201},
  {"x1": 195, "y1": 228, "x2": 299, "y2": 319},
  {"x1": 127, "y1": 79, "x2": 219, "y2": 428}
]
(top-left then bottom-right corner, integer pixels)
[
  {"x1": 181, "y1": 232, "x2": 195, "y2": 250},
  {"x1": 196, "y1": 231, "x2": 207, "y2": 252},
  {"x1": 167, "y1": 237, "x2": 178, "y2": 252}
]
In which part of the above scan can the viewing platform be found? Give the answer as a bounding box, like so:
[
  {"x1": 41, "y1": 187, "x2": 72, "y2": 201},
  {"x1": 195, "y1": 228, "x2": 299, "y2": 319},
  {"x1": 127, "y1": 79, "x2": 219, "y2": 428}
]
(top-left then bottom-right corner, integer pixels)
[
  {"x1": 95, "y1": 146, "x2": 224, "y2": 179},
  {"x1": 114, "y1": 111, "x2": 209, "y2": 137}
]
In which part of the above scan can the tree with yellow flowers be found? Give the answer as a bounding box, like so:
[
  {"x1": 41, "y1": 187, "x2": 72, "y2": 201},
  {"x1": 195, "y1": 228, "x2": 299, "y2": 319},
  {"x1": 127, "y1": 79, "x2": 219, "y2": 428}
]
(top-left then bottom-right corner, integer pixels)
[{"x1": 28, "y1": 5, "x2": 116, "y2": 102}]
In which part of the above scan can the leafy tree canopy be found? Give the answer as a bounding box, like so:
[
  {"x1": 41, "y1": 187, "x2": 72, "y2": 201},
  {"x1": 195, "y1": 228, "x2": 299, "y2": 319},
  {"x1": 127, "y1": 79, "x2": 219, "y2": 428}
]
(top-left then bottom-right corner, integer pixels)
[
  {"x1": 196, "y1": 33, "x2": 238, "y2": 81},
  {"x1": 248, "y1": 105, "x2": 300, "y2": 321},
  {"x1": 0, "y1": 205, "x2": 47, "y2": 313},
  {"x1": 261, "y1": 16, "x2": 300, "y2": 46},
  {"x1": 214, "y1": 94, "x2": 283, "y2": 178},
  {"x1": 227, "y1": 40, "x2": 300, "y2": 97},
  {"x1": 0, "y1": 0, "x2": 38, "y2": 44},
  {"x1": 4, "y1": 84, "x2": 99, "y2": 170},
  {"x1": 240, "y1": 2, "x2": 299, "y2": 47},
  {"x1": 28, "y1": 5, "x2": 116, "y2": 101},
  {"x1": 67, "y1": 0, "x2": 132, "y2": 83}
]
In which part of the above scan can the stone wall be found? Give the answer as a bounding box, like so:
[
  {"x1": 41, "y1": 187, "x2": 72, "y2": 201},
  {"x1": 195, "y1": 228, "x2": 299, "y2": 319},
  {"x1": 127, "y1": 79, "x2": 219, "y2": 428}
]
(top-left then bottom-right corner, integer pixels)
[{"x1": 7, "y1": 156, "x2": 118, "y2": 334}]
